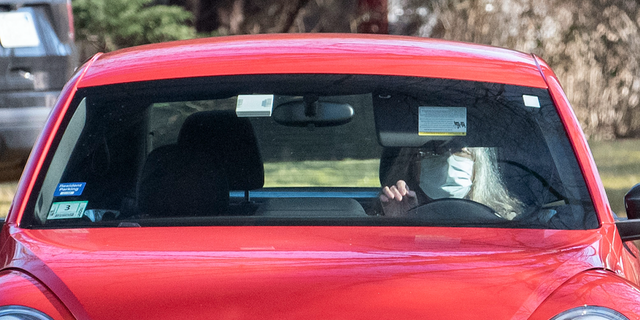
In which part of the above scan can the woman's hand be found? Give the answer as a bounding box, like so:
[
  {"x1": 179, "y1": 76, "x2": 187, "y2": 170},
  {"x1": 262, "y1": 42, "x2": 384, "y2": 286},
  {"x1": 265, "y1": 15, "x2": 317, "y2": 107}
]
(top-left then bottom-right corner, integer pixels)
[{"x1": 380, "y1": 180, "x2": 418, "y2": 217}]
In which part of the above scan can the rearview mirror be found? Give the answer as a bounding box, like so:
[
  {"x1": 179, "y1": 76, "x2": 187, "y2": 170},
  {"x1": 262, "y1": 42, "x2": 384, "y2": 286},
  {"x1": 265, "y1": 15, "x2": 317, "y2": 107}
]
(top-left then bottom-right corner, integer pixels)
[{"x1": 273, "y1": 97, "x2": 353, "y2": 127}]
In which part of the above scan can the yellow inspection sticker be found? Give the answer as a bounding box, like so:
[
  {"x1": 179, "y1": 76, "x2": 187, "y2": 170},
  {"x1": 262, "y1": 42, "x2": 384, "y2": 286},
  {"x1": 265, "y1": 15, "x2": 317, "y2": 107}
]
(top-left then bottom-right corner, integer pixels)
[
  {"x1": 418, "y1": 106, "x2": 467, "y2": 136},
  {"x1": 48, "y1": 201, "x2": 88, "y2": 220}
]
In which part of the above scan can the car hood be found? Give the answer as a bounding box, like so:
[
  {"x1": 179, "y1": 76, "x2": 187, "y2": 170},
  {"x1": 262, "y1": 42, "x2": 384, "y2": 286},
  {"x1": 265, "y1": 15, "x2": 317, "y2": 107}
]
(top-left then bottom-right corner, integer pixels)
[{"x1": 6, "y1": 226, "x2": 611, "y2": 320}]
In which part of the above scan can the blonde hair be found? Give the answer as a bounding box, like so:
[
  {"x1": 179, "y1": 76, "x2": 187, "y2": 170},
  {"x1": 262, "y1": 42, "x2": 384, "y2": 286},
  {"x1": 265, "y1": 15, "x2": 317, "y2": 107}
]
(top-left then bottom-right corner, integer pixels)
[{"x1": 466, "y1": 147, "x2": 523, "y2": 220}]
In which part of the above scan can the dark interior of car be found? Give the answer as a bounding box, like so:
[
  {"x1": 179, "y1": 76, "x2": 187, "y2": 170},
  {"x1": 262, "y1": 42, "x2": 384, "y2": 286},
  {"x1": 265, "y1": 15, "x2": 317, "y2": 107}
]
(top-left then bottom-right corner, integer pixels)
[{"x1": 26, "y1": 75, "x2": 599, "y2": 230}]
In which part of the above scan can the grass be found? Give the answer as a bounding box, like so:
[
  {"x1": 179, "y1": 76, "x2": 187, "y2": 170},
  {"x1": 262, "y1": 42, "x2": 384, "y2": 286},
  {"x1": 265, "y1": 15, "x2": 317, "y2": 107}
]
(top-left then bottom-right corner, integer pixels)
[
  {"x1": 0, "y1": 181, "x2": 17, "y2": 219},
  {"x1": 263, "y1": 159, "x2": 379, "y2": 187},
  {"x1": 1, "y1": 140, "x2": 639, "y2": 219},
  {"x1": 589, "y1": 139, "x2": 640, "y2": 216}
]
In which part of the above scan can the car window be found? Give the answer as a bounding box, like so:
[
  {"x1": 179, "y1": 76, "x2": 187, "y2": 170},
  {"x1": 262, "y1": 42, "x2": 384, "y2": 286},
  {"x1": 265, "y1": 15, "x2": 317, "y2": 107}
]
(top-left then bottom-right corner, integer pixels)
[{"x1": 24, "y1": 74, "x2": 598, "y2": 230}]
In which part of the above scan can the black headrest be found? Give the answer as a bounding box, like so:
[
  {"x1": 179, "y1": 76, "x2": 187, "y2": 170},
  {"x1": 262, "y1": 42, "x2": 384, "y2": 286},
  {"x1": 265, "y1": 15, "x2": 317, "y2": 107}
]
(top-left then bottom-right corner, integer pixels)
[
  {"x1": 178, "y1": 111, "x2": 264, "y2": 191},
  {"x1": 138, "y1": 145, "x2": 229, "y2": 217}
]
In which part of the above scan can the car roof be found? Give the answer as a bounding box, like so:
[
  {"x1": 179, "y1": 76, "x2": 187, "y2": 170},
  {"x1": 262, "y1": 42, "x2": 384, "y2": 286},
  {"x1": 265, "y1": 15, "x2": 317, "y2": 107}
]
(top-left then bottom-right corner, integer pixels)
[{"x1": 77, "y1": 33, "x2": 548, "y2": 89}]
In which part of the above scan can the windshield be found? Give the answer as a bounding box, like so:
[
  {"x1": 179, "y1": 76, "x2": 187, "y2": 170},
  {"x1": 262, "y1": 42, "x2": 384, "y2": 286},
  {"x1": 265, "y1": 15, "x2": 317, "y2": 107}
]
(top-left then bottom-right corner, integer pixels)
[{"x1": 23, "y1": 74, "x2": 598, "y2": 229}]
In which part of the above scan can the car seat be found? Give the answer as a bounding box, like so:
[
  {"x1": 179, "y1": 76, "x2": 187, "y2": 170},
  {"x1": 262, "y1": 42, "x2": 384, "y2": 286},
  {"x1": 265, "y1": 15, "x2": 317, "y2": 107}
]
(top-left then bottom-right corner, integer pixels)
[
  {"x1": 177, "y1": 111, "x2": 265, "y2": 214},
  {"x1": 137, "y1": 144, "x2": 230, "y2": 217},
  {"x1": 178, "y1": 110, "x2": 264, "y2": 191}
]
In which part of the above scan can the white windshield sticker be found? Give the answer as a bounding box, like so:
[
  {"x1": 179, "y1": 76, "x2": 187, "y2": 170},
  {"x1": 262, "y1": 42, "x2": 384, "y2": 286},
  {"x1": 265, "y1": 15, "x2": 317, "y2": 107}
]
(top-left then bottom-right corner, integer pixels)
[
  {"x1": 418, "y1": 107, "x2": 467, "y2": 136},
  {"x1": 0, "y1": 12, "x2": 40, "y2": 48},
  {"x1": 523, "y1": 95, "x2": 540, "y2": 108},
  {"x1": 236, "y1": 94, "x2": 274, "y2": 117},
  {"x1": 48, "y1": 201, "x2": 88, "y2": 220}
]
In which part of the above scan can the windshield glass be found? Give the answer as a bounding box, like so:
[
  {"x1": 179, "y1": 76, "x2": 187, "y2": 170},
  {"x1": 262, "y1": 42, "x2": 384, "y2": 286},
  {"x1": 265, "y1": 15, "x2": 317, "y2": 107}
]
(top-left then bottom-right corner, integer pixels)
[{"x1": 23, "y1": 74, "x2": 598, "y2": 229}]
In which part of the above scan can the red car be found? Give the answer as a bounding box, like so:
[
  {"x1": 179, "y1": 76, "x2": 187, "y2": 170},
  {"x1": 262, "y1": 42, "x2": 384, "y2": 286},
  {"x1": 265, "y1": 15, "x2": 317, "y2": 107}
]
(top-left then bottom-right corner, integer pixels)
[{"x1": 2, "y1": 34, "x2": 640, "y2": 320}]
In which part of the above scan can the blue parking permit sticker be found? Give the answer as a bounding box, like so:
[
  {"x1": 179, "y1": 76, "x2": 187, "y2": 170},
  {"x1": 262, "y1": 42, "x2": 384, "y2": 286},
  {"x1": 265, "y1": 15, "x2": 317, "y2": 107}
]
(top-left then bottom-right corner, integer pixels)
[{"x1": 54, "y1": 182, "x2": 86, "y2": 197}]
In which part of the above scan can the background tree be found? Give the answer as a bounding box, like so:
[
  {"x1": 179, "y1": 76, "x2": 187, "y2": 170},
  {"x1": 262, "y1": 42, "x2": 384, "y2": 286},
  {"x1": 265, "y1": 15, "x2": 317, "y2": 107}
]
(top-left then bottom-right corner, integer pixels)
[
  {"x1": 166, "y1": 0, "x2": 386, "y2": 34},
  {"x1": 73, "y1": 0, "x2": 387, "y2": 59},
  {"x1": 74, "y1": 0, "x2": 196, "y2": 53}
]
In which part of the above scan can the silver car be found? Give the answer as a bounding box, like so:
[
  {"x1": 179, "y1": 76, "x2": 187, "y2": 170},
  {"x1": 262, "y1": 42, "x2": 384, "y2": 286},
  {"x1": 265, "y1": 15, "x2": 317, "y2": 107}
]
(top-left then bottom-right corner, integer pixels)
[{"x1": 0, "y1": 0, "x2": 77, "y2": 178}]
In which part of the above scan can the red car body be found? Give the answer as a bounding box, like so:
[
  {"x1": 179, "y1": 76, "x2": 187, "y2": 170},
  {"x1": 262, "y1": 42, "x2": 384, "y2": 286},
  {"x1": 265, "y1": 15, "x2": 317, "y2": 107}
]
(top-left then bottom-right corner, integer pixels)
[{"x1": 2, "y1": 34, "x2": 640, "y2": 319}]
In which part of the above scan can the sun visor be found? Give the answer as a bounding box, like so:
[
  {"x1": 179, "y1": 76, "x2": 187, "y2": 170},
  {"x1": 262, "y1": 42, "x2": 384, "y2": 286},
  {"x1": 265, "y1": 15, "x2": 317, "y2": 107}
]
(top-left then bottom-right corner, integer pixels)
[{"x1": 373, "y1": 93, "x2": 473, "y2": 147}]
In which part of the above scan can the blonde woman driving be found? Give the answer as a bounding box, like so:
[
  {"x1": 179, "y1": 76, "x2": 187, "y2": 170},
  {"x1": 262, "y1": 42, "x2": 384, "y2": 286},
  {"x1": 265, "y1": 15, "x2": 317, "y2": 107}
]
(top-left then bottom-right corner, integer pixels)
[{"x1": 379, "y1": 146, "x2": 523, "y2": 220}]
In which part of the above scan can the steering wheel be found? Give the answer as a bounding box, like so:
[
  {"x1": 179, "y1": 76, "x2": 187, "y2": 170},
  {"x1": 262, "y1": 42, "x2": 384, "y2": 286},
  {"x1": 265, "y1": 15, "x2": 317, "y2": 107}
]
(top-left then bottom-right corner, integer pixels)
[{"x1": 405, "y1": 198, "x2": 507, "y2": 224}]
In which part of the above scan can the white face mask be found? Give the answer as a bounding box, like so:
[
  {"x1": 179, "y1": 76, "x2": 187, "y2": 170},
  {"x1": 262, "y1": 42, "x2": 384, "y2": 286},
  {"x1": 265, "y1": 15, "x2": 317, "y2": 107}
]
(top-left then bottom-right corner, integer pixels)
[{"x1": 419, "y1": 153, "x2": 474, "y2": 199}]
